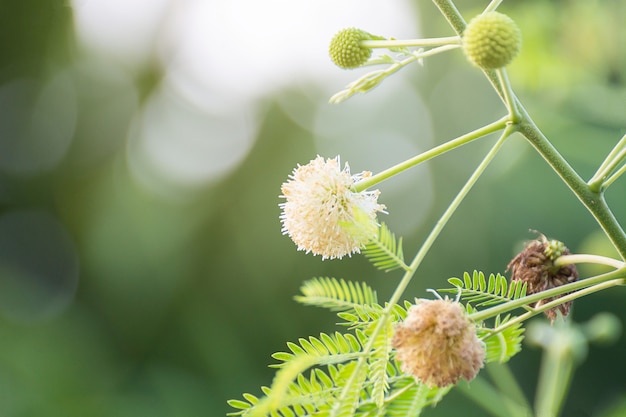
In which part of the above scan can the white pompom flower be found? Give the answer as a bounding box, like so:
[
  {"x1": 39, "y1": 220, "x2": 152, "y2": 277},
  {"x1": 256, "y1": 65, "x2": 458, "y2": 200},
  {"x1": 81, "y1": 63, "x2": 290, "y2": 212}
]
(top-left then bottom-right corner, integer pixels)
[{"x1": 279, "y1": 156, "x2": 386, "y2": 260}]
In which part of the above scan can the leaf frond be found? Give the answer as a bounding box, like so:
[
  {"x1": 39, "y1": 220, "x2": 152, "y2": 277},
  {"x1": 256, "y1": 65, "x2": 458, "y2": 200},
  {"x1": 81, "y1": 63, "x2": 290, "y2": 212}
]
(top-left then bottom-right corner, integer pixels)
[
  {"x1": 358, "y1": 376, "x2": 452, "y2": 417},
  {"x1": 337, "y1": 302, "x2": 409, "y2": 329},
  {"x1": 330, "y1": 361, "x2": 369, "y2": 417},
  {"x1": 271, "y1": 331, "x2": 365, "y2": 368},
  {"x1": 367, "y1": 319, "x2": 394, "y2": 407},
  {"x1": 480, "y1": 316, "x2": 525, "y2": 363},
  {"x1": 441, "y1": 270, "x2": 528, "y2": 308},
  {"x1": 295, "y1": 277, "x2": 378, "y2": 311},
  {"x1": 362, "y1": 223, "x2": 409, "y2": 272},
  {"x1": 230, "y1": 295, "x2": 490, "y2": 417}
]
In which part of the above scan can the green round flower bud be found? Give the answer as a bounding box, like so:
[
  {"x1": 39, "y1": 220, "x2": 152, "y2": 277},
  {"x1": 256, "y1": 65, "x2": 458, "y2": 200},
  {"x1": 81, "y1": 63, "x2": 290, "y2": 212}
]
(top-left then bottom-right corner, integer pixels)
[
  {"x1": 544, "y1": 239, "x2": 566, "y2": 260},
  {"x1": 462, "y1": 12, "x2": 521, "y2": 69},
  {"x1": 329, "y1": 28, "x2": 373, "y2": 69}
]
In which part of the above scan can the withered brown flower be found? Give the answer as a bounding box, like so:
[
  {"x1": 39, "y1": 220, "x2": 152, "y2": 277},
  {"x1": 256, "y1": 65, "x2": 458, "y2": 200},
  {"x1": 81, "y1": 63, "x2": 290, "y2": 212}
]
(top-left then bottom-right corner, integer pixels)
[
  {"x1": 392, "y1": 299, "x2": 485, "y2": 387},
  {"x1": 506, "y1": 233, "x2": 578, "y2": 322}
]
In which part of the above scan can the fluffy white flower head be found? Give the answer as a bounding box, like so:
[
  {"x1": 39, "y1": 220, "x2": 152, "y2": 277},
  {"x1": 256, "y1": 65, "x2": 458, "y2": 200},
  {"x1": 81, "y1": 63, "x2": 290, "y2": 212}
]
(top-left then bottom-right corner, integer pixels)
[{"x1": 279, "y1": 156, "x2": 385, "y2": 260}]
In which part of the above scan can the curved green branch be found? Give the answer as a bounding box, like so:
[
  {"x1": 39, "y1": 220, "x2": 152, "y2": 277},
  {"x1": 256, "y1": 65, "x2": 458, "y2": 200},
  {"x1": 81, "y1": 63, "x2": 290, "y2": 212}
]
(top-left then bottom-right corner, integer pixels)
[{"x1": 432, "y1": 0, "x2": 626, "y2": 260}]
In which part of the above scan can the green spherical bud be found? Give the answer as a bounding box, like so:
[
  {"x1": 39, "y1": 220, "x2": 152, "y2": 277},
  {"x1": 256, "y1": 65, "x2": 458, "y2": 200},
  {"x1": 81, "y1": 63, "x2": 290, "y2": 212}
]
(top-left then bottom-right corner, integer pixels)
[
  {"x1": 462, "y1": 12, "x2": 521, "y2": 69},
  {"x1": 329, "y1": 28, "x2": 373, "y2": 69},
  {"x1": 544, "y1": 239, "x2": 566, "y2": 260}
]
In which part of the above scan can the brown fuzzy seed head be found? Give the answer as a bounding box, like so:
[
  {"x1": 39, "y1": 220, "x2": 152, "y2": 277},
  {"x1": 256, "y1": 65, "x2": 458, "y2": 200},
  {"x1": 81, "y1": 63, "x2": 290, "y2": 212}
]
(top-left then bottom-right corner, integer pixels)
[
  {"x1": 507, "y1": 235, "x2": 578, "y2": 322},
  {"x1": 392, "y1": 299, "x2": 485, "y2": 387},
  {"x1": 463, "y1": 12, "x2": 522, "y2": 69}
]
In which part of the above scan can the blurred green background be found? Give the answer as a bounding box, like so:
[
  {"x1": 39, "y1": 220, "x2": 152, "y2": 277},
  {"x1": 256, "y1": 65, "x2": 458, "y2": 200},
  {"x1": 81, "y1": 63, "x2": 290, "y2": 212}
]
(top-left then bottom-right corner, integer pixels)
[{"x1": 0, "y1": 0, "x2": 625, "y2": 416}]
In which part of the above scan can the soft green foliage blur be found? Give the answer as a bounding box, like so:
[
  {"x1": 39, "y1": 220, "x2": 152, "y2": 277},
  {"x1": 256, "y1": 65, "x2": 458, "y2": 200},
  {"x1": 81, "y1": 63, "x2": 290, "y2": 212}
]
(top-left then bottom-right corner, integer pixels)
[{"x1": 0, "y1": 0, "x2": 625, "y2": 416}]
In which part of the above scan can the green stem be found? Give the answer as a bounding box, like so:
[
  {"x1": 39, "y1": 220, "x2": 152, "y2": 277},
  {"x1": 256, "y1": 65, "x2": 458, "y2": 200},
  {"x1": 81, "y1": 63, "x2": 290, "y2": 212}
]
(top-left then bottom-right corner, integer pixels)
[
  {"x1": 496, "y1": 68, "x2": 521, "y2": 122},
  {"x1": 330, "y1": 45, "x2": 460, "y2": 104},
  {"x1": 431, "y1": 0, "x2": 467, "y2": 35},
  {"x1": 535, "y1": 337, "x2": 574, "y2": 417},
  {"x1": 588, "y1": 133, "x2": 626, "y2": 190},
  {"x1": 483, "y1": 0, "x2": 504, "y2": 13},
  {"x1": 456, "y1": 375, "x2": 530, "y2": 417},
  {"x1": 519, "y1": 117, "x2": 626, "y2": 260},
  {"x1": 486, "y1": 278, "x2": 624, "y2": 336},
  {"x1": 364, "y1": 44, "x2": 460, "y2": 68},
  {"x1": 341, "y1": 126, "x2": 515, "y2": 406},
  {"x1": 354, "y1": 116, "x2": 509, "y2": 191},
  {"x1": 589, "y1": 148, "x2": 626, "y2": 191},
  {"x1": 385, "y1": 125, "x2": 515, "y2": 313},
  {"x1": 470, "y1": 268, "x2": 626, "y2": 323},
  {"x1": 431, "y1": 0, "x2": 512, "y2": 110},
  {"x1": 603, "y1": 162, "x2": 626, "y2": 189},
  {"x1": 433, "y1": 0, "x2": 626, "y2": 259},
  {"x1": 554, "y1": 254, "x2": 624, "y2": 269},
  {"x1": 486, "y1": 362, "x2": 532, "y2": 413},
  {"x1": 361, "y1": 36, "x2": 461, "y2": 49}
]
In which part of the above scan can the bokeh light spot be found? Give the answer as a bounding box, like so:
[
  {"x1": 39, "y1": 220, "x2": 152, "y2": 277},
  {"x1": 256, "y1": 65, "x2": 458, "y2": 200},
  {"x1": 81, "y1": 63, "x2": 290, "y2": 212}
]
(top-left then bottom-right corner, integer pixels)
[
  {"x1": 0, "y1": 210, "x2": 79, "y2": 322},
  {"x1": 127, "y1": 86, "x2": 256, "y2": 198},
  {"x1": 0, "y1": 72, "x2": 77, "y2": 176}
]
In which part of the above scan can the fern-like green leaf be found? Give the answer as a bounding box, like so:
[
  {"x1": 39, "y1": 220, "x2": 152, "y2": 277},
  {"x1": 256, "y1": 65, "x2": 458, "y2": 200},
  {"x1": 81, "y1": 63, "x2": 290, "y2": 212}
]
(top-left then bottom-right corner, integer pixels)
[
  {"x1": 227, "y1": 398, "x2": 254, "y2": 416},
  {"x1": 295, "y1": 277, "x2": 378, "y2": 311},
  {"x1": 336, "y1": 302, "x2": 409, "y2": 330},
  {"x1": 231, "y1": 354, "x2": 321, "y2": 417},
  {"x1": 362, "y1": 223, "x2": 409, "y2": 272},
  {"x1": 480, "y1": 315, "x2": 525, "y2": 364},
  {"x1": 367, "y1": 319, "x2": 394, "y2": 407},
  {"x1": 441, "y1": 270, "x2": 528, "y2": 308},
  {"x1": 230, "y1": 362, "x2": 366, "y2": 417},
  {"x1": 357, "y1": 375, "x2": 452, "y2": 417},
  {"x1": 387, "y1": 381, "x2": 451, "y2": 417},
  {"x1": 330, "y1": 361, "x2": 369, "y2": 417},
  {"x1": 271, "y1": 331, "x2": 364, "y2": 368},
  {"x1": 229, "y1": 298, "x2": 457, "y2": 417}
]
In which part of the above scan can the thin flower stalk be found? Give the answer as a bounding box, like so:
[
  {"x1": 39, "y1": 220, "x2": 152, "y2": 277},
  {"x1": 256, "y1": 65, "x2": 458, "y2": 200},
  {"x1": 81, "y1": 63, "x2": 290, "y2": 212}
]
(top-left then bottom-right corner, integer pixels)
[
  {"x1": 588, "y1": 133, "x2": 626, "y2": 191},
  {"x1": 602, "y1": 162, "x2": 626, "y2": 190},
  {"x1": 484, "y1": 278, "x2": 624, "y2": 337},
  {"x1": 354, "y1": 116, "x2": 509, "y2": 191},
  {"x1": 483, "y1": 0, "x2": 504, "y2": 13},
  {"x1": 470, "y1": 268, "x2": 626, "y2": 324},
  {"x1": 432, "y1": 0, "x2": 626, "y2": 260},
  {"x1": 360, "y1": 36, "x2": 461, "y2": 49},
  {"x1": 554, "y1": 254, "x2": 625, "y2": 269},
  {"x1": 330, "y1": 44, "x2": 460, "y2": 104},
  {"x1": 331, "y1": 124, "x2": 515, "y2": 416}
]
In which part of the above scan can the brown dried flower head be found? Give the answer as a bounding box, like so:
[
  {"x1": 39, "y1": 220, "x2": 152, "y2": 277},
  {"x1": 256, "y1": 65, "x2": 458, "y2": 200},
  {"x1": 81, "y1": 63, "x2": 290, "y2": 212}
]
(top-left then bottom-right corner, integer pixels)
[
  {"x1": 506, "y1": 233, "x2": 578, "y2": 322},
  {"x1": 392, "y1": 299, "x2": 485, "y2": 388}
]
